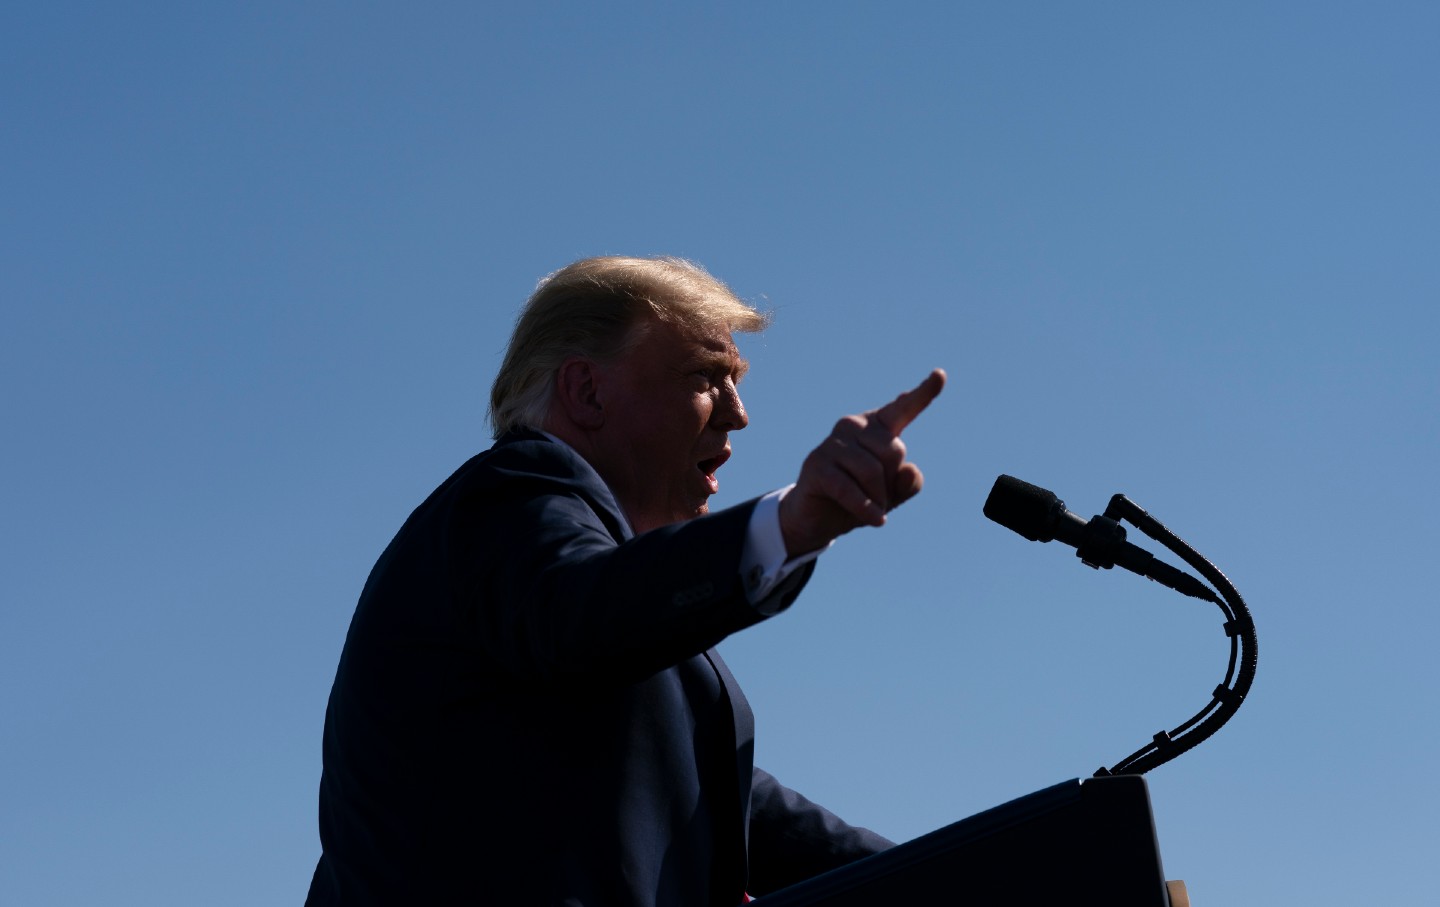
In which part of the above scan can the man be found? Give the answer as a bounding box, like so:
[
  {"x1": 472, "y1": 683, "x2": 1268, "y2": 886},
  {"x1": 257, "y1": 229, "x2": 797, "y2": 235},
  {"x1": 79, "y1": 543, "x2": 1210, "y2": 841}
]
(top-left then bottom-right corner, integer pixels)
[{"x1": 306, "y1": 257, "x2": 945, "y2": 905}]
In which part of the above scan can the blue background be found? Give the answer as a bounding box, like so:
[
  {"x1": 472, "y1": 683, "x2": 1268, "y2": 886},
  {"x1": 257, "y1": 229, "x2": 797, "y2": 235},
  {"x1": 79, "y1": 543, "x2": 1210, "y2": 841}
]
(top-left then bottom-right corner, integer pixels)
[{"x1": 4, "y1": 3, "x2": 1436, "y2": 904}]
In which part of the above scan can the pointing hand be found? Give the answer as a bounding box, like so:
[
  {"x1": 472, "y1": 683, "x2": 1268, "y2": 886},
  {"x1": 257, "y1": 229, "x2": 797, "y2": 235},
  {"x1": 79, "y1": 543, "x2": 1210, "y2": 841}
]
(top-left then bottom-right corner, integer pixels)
[{"x1": 779, "y1": 369, "x2": 946, "y2": 557}]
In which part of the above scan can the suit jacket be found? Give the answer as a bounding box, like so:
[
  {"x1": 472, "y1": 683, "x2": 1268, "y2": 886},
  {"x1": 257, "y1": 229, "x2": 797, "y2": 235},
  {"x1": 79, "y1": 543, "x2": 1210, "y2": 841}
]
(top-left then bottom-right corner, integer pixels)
[{"x1": 306, "y1": 431, "x2": 891, "y2": 906}]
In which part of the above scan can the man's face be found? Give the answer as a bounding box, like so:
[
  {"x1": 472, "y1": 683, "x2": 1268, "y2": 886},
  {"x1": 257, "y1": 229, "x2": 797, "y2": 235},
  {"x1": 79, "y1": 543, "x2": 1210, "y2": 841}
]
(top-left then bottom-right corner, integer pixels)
[{"x1": 592, "y1": 317, "x2": 750, "y2": 534}]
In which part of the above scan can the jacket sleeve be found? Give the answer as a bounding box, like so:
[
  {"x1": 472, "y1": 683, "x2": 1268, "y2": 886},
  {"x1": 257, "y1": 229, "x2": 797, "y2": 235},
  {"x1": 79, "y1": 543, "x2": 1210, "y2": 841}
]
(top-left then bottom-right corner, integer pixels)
[
  {"x1": 745, "y1": 767, "x2": 895, "y2": 896},
  {"x1": 385, "y1": 436, "x2": 810, "y2": 687}
]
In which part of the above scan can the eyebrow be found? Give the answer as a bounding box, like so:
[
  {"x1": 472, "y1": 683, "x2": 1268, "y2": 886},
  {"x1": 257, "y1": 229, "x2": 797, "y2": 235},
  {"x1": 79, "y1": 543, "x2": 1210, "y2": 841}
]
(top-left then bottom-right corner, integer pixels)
[{"x1": 687, "y1": 346, "x2": 750, "y2": 381}]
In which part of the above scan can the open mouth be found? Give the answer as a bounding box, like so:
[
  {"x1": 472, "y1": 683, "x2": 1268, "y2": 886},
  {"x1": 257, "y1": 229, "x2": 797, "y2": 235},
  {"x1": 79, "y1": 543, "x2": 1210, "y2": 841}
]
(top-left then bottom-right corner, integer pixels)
[{"x1": 697, "y1": 448, "x2": 731, "y2": 493}]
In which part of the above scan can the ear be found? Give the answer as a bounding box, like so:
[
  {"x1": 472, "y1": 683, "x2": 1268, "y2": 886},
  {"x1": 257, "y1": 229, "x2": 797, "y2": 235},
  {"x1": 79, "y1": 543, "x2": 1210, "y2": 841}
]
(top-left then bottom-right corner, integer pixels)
[{"x1": 553, "y1": 356, "x2": 606, "y2": 430}]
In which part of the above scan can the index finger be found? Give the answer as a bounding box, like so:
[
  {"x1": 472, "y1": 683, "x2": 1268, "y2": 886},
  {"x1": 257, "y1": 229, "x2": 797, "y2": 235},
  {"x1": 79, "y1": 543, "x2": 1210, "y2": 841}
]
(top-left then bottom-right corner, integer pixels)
[{"x1": 874, "y1": 368, "x2": 947, "y2": 434}]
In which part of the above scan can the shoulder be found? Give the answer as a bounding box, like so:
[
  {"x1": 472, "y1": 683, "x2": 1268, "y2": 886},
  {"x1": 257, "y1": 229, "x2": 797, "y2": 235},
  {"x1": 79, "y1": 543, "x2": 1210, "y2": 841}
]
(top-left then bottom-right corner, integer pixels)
[
  {"x1": 443, "y1": 430, "x2": 631, "y2": 542},
  {"x1": 479, "y1": 430, "x2": 602, "y2": 485}
]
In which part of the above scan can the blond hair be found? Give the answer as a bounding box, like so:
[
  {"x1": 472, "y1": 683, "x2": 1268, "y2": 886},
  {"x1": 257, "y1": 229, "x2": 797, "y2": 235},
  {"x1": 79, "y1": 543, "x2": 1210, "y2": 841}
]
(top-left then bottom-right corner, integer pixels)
[{"x1": 488, "y1": 256, "x2": 769, "y2": 438}]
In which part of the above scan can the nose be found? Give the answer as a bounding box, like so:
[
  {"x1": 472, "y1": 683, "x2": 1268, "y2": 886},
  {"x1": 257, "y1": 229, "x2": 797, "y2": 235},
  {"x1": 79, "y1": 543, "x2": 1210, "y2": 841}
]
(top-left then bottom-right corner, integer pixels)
[{"x1": 714, "y1": 380, "x2": 748, "y2": 431}]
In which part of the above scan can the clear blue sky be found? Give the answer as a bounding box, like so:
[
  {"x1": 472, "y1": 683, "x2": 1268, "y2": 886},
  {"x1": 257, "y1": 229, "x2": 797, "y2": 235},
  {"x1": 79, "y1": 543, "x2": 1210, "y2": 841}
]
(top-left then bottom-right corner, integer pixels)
[{"x1": 4, "y1": 3, "x2": 1436, "y2": 904}]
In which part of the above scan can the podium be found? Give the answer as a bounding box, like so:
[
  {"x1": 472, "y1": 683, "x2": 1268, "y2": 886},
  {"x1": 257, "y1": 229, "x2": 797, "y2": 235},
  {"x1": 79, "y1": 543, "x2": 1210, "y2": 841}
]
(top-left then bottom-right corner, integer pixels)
[{"x1": 759, "y1": 775, "x2": 1183, "y2": 906}]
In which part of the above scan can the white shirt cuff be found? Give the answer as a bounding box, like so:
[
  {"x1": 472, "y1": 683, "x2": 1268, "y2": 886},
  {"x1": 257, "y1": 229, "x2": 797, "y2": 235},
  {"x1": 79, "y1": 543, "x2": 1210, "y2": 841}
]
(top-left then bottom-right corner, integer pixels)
[{"x1": 741, "y1": 485, "x2": 827, "y2": 613}]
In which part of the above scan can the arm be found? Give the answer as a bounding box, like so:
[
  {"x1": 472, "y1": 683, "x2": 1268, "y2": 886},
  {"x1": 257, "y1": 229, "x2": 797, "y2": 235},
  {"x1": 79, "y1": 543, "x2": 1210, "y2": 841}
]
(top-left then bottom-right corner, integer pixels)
[
  {"x1": 428, "y1": 366, "x2": 945, "y2": 686},
  {"x1": 746, "y1": 768, "x2": 894, "y2": 896},
  {"x1": 440, "y1": 438, "x2": 807, "y2": 686}
]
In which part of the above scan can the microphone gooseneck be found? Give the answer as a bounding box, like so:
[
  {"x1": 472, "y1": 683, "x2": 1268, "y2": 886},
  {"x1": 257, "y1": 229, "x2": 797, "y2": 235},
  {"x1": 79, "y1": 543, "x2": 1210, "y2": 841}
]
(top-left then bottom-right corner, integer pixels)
[{"x1": 984, "y1": 474, "x2": 1258, "y2": 776}]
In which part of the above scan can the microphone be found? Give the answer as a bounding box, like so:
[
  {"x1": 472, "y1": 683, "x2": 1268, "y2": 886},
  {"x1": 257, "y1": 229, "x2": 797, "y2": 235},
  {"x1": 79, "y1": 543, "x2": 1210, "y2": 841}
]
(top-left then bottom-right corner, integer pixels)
[{"x1": 984, "y1": 475, "x2": 1219, "y2": 603}]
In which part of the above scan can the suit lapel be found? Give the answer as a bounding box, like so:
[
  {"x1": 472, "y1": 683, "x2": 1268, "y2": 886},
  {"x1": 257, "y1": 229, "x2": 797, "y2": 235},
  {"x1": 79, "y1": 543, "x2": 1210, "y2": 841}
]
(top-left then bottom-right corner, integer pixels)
[{"x1": 702, "y1": 648, "x2": 755, "y2": 877}]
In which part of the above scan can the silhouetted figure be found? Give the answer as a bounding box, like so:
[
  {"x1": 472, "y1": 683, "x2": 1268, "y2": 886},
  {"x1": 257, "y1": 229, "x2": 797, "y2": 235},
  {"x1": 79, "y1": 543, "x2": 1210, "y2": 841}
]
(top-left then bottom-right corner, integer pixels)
[{"x1": 305, "y1": 257, "x2": 944, "y2": 906}]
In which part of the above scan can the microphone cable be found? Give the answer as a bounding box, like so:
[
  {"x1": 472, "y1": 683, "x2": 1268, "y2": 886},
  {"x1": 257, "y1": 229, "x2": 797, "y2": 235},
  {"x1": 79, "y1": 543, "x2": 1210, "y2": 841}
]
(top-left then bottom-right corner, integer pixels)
[{"x1": 1089, "y1": 493, "x2": 1258, "y2": 777}]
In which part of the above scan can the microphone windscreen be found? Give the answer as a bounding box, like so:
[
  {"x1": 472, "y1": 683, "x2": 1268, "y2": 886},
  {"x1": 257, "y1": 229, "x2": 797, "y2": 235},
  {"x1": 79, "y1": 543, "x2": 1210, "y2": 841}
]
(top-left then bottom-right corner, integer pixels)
[{"x1": 983, "y1": 475, "x2": 1061, "y2": 542}]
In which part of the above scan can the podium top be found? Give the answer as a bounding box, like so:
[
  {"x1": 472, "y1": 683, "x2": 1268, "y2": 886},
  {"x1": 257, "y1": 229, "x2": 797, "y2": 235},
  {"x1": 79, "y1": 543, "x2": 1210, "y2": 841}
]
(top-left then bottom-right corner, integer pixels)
[{"x1": 758, "y1": 776, "x2": 1173, "y2": 907}]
